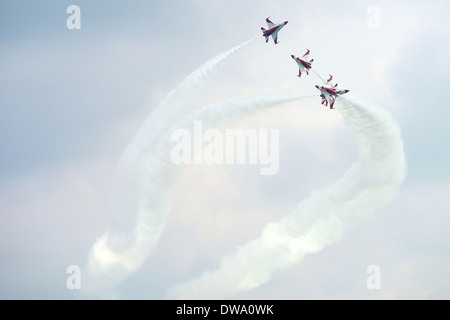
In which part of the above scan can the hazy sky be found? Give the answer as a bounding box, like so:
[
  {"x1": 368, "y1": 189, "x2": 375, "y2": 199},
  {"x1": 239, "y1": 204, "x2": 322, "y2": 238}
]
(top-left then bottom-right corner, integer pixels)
[{"x1": 1, "y1": 0, "x2": 449, "y2": 299}]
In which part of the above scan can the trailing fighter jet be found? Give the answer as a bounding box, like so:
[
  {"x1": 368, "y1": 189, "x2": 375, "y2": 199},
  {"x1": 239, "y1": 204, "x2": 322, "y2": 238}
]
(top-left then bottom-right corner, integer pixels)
[
  {"x1": 261, "y1": 17, "x2": 288, "y2": 44},
  {"x1": 315, "y1": 75, "x2": 349, "y2": 109},
  {"x1": 291, "y1": 49, "x2": 314, "y2": 78}
]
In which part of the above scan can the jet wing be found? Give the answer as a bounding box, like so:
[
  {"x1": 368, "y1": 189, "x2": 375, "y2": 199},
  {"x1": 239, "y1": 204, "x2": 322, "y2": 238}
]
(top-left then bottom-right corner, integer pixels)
[
  {"x1": 325, "y1": 75, "x2": 339, "y2": 88},
  {"x1": 323, "y1": 91, "x2": 336, "y2": 109},
  {"x1": 271, "y1": 30, "x2": 279, "y2": 44},
  {"x1": 325, "y1": 75, "x2": 334, "y2": 87},
  {"x1": 266, "y1": 17, "x2": 275, "y2": 28},
  {"x1": 296, "y1": 61, "x2": 307, "y2": 77},
  {"x1": 297, "y1": 64, "x2": 303, "y2": 77},
  {"x1": 302, "y1": 49, "x2": 310, "y2": 60}
]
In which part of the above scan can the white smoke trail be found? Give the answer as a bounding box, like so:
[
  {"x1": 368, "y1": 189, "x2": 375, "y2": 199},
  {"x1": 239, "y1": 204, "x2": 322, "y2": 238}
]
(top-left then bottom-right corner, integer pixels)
[
  {"x1": 84, "y1": 35, "x2": 406, "y2": 299},
  {"x1": 118, "y1": 37, "x2": 257, "y2": 170},
  {"x1": 83, "y1": 94, "x2": 305, "y2": 297},
  {"x1": 83, "y1": 38, "x2": 257, "y2": 297},
  {"x1": 311, "y1": 68, "x2": 326, "y2": 83},
  {"x1": 167, "y1": 95, "x2": 407, "y2": 299}
]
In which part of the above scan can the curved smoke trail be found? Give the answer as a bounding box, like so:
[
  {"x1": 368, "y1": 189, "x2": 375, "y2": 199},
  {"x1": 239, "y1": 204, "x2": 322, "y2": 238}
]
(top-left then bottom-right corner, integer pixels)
[
  {"x1": 83, "y1": 93, "x2": 305, "y2": 297},
  {"x1": 84, "y1": 37, "x2": 406, "y2": 299},
  {"x1": 83, "y1": 38, "x2": 257, "y2": 297},
  {"x1": 167, "y1": 95, "x2": 407, "y2": 299},
  {"x1": 119, "y1": 37, "x2": 257, "y2": 170}
]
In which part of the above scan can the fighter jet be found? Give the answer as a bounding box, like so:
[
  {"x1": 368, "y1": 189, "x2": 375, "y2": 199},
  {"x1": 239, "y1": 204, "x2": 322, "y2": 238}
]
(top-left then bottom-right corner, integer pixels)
[
  {"x1": 291, "y1": 49, "x2": 314, "y2": 78},
  {"x1": 315, "y1": 75, "x2": 349, "y2": 109},
  {"x1": 261, "y1": 17, "x2": 288, "y2": 44}
]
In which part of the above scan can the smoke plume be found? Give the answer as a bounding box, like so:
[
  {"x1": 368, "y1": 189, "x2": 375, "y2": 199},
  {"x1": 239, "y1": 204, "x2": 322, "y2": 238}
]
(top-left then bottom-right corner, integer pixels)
[
  {"x1": 83, "y1": 37, "x2": 406, "y2": 299},
  {"x1": 167, "y1": 95, "x2": 407, "y2": 299},
  {"x1": 83, "y1": 38, "x2": 257, "y2": 297}
]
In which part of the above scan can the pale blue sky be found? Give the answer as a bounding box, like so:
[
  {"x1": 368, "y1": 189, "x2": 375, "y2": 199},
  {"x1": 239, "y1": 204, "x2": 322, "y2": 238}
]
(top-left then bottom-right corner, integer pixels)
[{"x1": 1, "y1": 0, "x2": 449, "y2": 299}]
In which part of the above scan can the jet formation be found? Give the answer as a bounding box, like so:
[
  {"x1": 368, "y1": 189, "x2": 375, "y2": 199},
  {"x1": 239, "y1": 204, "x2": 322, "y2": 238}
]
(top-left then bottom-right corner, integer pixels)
[{"x1": 261, "y1": 17, "x2": 349, "y2": 109}]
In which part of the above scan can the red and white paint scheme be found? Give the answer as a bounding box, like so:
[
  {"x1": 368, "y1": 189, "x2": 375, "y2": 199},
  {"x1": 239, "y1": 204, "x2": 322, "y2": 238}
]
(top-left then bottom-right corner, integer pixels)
[
  {"x1": 315, "y1": 75, "x2": 349, "y2": 109},
  {"x1": 291, "y1": 49, "x2": 314, "y2": 78},
  {"x1": 261, "y1": 17, "x2": 288, "y2": 44}
]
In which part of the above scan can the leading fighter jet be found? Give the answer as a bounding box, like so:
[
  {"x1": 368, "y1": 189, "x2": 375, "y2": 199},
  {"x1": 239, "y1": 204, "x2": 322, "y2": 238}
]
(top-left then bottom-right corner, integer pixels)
[
  {"x1": 261, "y1": 17, "x2": 288, "y2": 44},
  {"x1": 315, "y1": 75, "x2": 349, "y2": 109},
  {"x1": 291, "y1": 49, "x2": 314, "y2": 78}
]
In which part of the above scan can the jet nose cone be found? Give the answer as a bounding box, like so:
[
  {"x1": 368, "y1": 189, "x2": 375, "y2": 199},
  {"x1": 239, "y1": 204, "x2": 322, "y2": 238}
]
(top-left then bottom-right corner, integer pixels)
[
  {"x1": 284, "y1": 21, "x2": 289, "y2": 24},
  {"x1": 291, "y1": 54, "x2": 295, "y2": 58},
  {"x1": 315, "y1": 85, "x2": 319, "y2": 89},
  {"x1": 345, "y1": 89, "x2": 349, "y2": 93}
]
